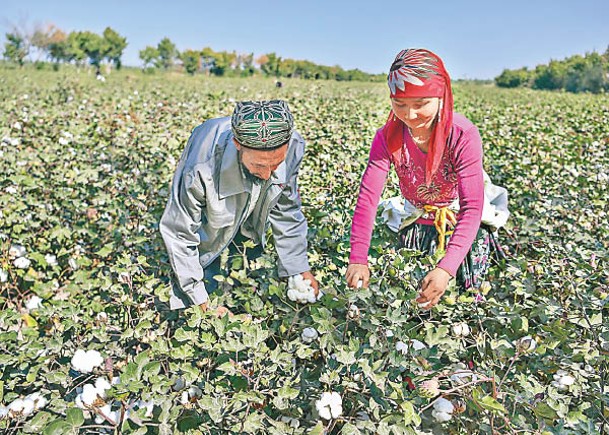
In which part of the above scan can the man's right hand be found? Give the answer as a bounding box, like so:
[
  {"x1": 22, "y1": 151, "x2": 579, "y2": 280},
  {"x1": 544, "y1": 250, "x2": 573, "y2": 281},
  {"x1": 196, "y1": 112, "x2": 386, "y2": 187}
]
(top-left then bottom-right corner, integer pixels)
[{"x1": 345, "y1": 263, "x2": 370, "y2": 288}]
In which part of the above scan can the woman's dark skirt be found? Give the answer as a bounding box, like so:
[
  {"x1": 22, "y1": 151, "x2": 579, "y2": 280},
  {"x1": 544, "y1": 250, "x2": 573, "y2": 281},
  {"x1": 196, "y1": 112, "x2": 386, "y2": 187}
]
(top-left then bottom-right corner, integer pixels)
[{"x1": 398, "y1": 223, "x2": 506, "y2": 290}]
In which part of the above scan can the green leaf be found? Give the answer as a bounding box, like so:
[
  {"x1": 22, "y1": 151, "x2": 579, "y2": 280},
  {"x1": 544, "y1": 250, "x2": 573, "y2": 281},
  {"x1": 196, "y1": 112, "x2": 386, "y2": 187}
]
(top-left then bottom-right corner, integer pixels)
[
  {"x1": 477, "y1": 396, "x2": 506, "y2": 414},
  {"x1": 43, "y1": 420, "x2": 74, "y2": 435},
  {"x1": 534, "y1": 403, "x2": 559, "y2": 420},
  {"x1": 66, "y1": 408, "x2": 84, "y2": 427}
]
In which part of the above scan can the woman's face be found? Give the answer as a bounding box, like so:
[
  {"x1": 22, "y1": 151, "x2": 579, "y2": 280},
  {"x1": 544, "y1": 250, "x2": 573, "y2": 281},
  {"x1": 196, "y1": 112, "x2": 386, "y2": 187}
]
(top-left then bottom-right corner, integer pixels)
[{"x1": 391, "y1": 97, "x2": 440, "y2": 131}]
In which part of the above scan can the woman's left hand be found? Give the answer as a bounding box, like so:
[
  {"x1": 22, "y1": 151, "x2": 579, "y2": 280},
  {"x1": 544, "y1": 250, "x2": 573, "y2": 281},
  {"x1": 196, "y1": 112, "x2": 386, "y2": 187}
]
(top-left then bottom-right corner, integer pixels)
[{"x1": 415, "y1": 267, "x2": 452, "y2": 310}]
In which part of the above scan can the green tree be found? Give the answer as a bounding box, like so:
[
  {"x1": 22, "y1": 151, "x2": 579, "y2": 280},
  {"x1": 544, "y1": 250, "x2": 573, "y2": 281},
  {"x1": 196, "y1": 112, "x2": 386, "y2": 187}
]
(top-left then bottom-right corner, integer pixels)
[
  {"x1": 259, "y1": 52, "x2": 281, "y2": 77},
  {"x1": 495, "y1": 67, "x2": 530, "y2": 88},
  {"x1": 102, "y1": 27, "x2": 127, "y2": 69},
  {"x1": 157, "y1": 37, "x2": 178, "y2": 69},
  {"x1": 3, "y1": 32, "x2": 28, "y2": 66},
  {"x1": 180, "y1": 49, "x2": 201, "y2": 75},
  {"x1": 139, "y1": 46, "x2": 159, "y2": 68}
]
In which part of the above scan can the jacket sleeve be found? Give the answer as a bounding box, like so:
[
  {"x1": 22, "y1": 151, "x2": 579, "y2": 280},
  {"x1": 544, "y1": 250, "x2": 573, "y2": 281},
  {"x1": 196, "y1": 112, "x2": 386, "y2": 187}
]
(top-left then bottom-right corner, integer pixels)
[
  {"x1": 268, "y1": 138, "x2": 311, "y2": 277},
  {"x1": 159, "y1": 141, "x2": 210, "y2": 306}
]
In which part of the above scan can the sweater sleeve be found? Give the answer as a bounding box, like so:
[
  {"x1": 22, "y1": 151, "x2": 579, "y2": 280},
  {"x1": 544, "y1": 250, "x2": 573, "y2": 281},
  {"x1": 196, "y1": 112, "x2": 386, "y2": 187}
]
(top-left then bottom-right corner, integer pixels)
[
  {"x1": 349, "y1": 129, "x2": 392, "y2": 264},
  {"x1": 437, "y1": 126, "x2": 485, "y2": 276}
]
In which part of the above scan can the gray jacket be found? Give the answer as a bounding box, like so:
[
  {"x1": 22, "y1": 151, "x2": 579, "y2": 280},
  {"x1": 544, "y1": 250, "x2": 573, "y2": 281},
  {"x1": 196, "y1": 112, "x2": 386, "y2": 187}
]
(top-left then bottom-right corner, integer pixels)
[{"x1": 159, "y1": 117, "x2": 310, "y2": 309}]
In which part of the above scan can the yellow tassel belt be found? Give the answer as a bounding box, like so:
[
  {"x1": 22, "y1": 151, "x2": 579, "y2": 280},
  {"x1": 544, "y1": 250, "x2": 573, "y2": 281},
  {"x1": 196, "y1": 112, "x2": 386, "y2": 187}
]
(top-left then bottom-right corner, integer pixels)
[{"x1": 422, "y1": 205, "x2": 457, "y2": 251}]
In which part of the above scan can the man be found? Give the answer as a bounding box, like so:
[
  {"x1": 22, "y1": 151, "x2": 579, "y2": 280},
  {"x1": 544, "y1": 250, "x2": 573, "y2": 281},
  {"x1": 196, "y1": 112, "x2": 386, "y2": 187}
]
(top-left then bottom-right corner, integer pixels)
[{"x1": 160, "y1": 100, "x2": 318, "y2": 312}]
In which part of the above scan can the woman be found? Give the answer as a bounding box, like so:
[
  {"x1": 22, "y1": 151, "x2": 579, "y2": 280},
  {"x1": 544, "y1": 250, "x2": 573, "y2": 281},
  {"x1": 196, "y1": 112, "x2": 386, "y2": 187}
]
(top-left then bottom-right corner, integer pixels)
[{"x1": 345, "y1": 48, "x2": 505, "y2": 309}]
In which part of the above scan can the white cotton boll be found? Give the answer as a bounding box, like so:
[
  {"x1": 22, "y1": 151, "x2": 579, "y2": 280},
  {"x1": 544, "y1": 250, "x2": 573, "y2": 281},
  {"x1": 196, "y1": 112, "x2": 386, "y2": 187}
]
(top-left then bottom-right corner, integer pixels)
[
  {"x1": 0, "y1": 269, "x2": 8, "y2": 283},
  {"x1": 68, "y1": 258, "x2": 79, "y2": 270},
  {"x1": 287, "y1": 275, "x2": 320, "y2": 304},
  {"x1": 173, "y1": 377, "x2": 186, "y2": 391},
  {"x1": 75, "y1": 395, "x2": 85, "y2": 409},
  {"x1": 95, "y1": 378, "x2": 112, "y2": 398},
  {"x1": 553, "y1": 371, "x2": 575, "y2": 389},
  {"x1": 0, "y1": 405, "x2": 8, "y2": 419},
  {"x1": 9, "y1": 244, "x2": 26, "y2": 258},
  {"x1": 25, "y1": 295, "x2": 43, "y2": 310},
  {"x1": 411, "y1": 339, "x2": 427, "y2": 351},
  {"x1": 385, "y1": 329, "x2": 394, "y2": 338},
  {"x1": 13, "y1": 122, "x2": 22, "y2": 130},
  {"x1": 71, "y1": 349, "x2": 104, "y2": 373},
  {"x1": 417, "y1": 300, "x2": 431, "y2": 308},
  {"x1": 433, "y1": 398, "x2": 454, "y2": 414},
  {"x1": 27, "y1": 392, "x2": 47, "y2": 410},
  {"x1": 301, "y1": 327, "x2": 319, "y2": 344},
  {"x1": 431, "y1": 409, "x2": 452, "y2": 422},
  {"x1": 348, "y1": 304, "x2": 360, "y2": 319},
  {"x1": 452, "y1": 322, "x2": 471, "y2": 337},
  {"x1": 97, "y1": 404, "x2": 119, "y2": 424},
  {"x1": 180, "y1": 391, "x2": 190, "y2": 405},
  {"x1": 187, "y1": 386, "x2": 202, "y2": 401},
  {"x1": 5, "y1": 186, "x2": 17, "y2": 194},
  {"x1": 396, "y1": 341, "x2": 408, "y2": 355},
  {"x1": 315, "y1": 392, "x2": 343, "y2": 420},
  {"x1": 8, "y1": 399, "x2": 25, "y2": 415},
  {"x1": 81, "y1": 384, "x2": 99, "y2": 406},
  {"x1": 21, "y1": 398, "x2": 35, "y2": 416},
  {"x1": 14, "y1": 257, "x2": 31, "y2": 269},
  {"x1": 45, "y1": 254, "x2": 58, "y2": 266}
]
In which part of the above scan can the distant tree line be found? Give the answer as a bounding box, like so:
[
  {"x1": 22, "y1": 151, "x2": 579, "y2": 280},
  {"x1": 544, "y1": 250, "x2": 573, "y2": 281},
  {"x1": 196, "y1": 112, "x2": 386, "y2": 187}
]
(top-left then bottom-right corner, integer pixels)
[
  {"x1": 2, "y1": 24, "x2": 127, "y2": 72},
  {"x1": 2, "y1": 25, "x2": 383, "y2": 82},
  {"x1": 495, "y1": 48, "x2": 609, "y2": 93},
  {"x1": 139, "y1": 38, "x2": 384, "y2": 81}
]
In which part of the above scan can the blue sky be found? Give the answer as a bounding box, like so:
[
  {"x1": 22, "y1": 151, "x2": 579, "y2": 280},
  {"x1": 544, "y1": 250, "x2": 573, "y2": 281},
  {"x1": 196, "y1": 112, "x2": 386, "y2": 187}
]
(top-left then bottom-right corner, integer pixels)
[{"x1": 2, "y1": 0, "x2": 608, "y2": 79}]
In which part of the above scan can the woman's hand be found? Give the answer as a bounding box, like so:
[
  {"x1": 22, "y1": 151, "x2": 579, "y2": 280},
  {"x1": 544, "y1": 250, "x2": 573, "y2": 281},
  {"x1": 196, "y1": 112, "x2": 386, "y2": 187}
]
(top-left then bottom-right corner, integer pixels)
[
  {"x1": 415, "y1": 267, "x2": 451, "y2": 310},
  {"x1": 345, "y1": 263, "x2": 370, "y2": 288}
]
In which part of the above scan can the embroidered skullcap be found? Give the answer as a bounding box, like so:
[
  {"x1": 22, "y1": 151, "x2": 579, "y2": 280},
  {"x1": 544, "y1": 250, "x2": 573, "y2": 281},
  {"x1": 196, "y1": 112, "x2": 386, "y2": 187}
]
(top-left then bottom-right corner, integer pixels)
[
  {"x1": 384, "y1": 49, "x2": 453, "y2": 184},
  {"x1": 231, "y1": 100, "x2": 294, "y2": 149}
]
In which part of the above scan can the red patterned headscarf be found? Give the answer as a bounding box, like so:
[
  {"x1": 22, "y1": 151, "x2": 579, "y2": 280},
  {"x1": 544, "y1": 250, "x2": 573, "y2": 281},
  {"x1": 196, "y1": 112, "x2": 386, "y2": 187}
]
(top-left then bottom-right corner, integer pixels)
[{"x1": 384, "y1": 49, "x2": 453, "y2": 184}]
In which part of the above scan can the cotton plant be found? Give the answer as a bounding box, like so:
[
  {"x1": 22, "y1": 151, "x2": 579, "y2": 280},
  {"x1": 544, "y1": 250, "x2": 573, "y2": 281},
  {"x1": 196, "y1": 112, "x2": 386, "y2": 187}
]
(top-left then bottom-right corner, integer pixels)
[
  {"x1": 71, "y1": 349, "x2": 104, "y2": 373},
  {"x1": 287, "y1": 274, "x2": 322, "y2": 304},
  {"x1": 301, "y1": 327, "x2": 319, "y2": 344},
  {"x1": 315, "y1": 392, "x2": 343, "y2": 420}
]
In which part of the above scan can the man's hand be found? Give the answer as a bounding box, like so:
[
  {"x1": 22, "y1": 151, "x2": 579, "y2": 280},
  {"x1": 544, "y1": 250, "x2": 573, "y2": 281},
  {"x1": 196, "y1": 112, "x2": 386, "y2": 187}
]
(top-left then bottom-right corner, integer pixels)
[
  {"x1": 199, "y1": 302, "x2": 233, "y2": 318},
  {"x1": 415, "y1": 267, "x2": 451, "y2": 310},
  {"x1": 301, "y1": 271, "x2": 320, "y2": 296},
  {"x1": 345, "y1": 263, "x2": 370, "y2": 288}
]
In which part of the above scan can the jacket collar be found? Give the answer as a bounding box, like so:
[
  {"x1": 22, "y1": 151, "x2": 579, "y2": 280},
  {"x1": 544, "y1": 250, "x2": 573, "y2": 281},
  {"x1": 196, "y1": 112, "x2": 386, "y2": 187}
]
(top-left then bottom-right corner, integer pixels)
[{"x1": 218, "y1": 132, "x2": 287, "y2": 199}]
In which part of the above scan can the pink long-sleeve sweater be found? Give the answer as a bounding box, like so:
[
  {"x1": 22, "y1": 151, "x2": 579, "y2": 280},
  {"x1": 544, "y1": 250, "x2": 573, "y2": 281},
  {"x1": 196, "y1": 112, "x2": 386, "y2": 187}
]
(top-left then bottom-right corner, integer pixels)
[{"x1": 349, "y1": 113, "x2": 485, "y2": 276}]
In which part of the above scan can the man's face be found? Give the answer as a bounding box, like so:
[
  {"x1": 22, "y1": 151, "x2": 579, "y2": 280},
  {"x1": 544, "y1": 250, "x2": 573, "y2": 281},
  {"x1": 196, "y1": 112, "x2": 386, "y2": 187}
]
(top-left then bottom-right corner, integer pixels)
[{"x1": 233, "y1": 139, "x2": 289, "y2": 180}]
